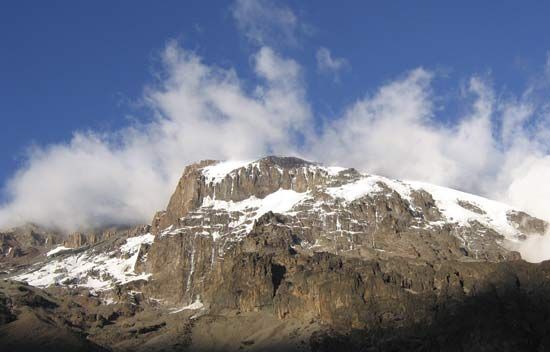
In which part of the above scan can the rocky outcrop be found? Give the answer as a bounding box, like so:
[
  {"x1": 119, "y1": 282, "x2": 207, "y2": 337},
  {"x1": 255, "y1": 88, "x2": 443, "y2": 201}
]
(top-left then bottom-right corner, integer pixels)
[
  {"x1": 152, "y1": 156, "x2": 357, "y2": 234},
  {"x1": 507, "y1": 210, "x2": 548, "y2": 235},
  {"x1": 146, "y1": 211, "x2": 527, "y2": 330},
  {"x1": 0, "y1": 224, "x2": 63, "y2": 263},
  {"x1": 63, "y1": 226, "x2": 136, "y2": 248}
]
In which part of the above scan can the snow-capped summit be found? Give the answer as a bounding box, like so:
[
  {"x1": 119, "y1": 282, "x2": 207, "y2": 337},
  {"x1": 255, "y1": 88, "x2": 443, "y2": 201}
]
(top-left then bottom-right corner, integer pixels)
[{"x1": 153, "y1": 156, "x2": 545, "y2": 256}]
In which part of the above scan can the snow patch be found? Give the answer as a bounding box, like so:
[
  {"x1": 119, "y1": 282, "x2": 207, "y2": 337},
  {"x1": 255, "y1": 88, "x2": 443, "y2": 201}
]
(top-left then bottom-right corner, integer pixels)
[
  {"x1": 324, "y1": 172, "x2": 522, "y2": 241},
  {"x1": 46, "y1": 246, "x2": 71, "y2": 256},
  {"x1": 201, "y1": 160, "x2": 253, "y2": 183},
  {"x1": 322, "y1": 166, "x2": 347, "y2": 176},
  {"x1": 120, "y1": 233, "x2": 154, "y2": 253},
  {"x1": 203, "y1": 189, "x2": 308, "y2": 219},
  {"x1": 211, "y1": 231, "x2": 221, "y2": 241},
  {"x1": 169, "y1": 297, "x2": 204, "y2": 314},
  {"x1": 326, "y1": 175, "x2": 414, "y2": 203},
  {"x1": 200, "y1": 189, "x2": 309, "y2": 237},
  {"x1": 407, "y1": 181, "x2": 519, "y2": 239},
  {"x1": 326, "y1": 176, "x2": 383, "y2": 201},
  {"x1": 14, "y1": 233, "x2": 155, "y2": 291}
]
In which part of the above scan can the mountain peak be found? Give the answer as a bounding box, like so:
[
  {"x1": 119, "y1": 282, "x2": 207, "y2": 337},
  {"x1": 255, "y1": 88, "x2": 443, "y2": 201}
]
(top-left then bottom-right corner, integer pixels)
[
  {"x1": 257, "y1": 155, "x2": 315, "y2": 168},
  {"x1": 147, "y1": 156, "x2": 547, "y2": 262}
]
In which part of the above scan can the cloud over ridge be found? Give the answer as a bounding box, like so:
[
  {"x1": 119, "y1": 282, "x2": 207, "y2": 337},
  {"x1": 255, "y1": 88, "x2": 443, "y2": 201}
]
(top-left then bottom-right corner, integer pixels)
[
  {"x1": 0, "y1": 42, "x2": 311, "y2": 232},
  {"x1": 2, "y1": 41, "x2": 550, "y2": 232}
]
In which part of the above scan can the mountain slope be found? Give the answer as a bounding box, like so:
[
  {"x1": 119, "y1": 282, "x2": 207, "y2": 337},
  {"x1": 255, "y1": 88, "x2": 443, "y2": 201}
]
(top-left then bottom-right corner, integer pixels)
[{"x1": 2, "y1": 156, "x2": 550, "y2": 351}]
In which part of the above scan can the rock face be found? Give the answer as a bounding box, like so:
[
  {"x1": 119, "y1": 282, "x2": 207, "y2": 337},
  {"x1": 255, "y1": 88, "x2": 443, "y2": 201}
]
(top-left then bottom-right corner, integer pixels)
[
  {"x1": 4, "y1": 156, "x2": 550, "y2": 351},
  {"x1": 152, "y1": 157, "x2": 325, "y2": 234},
  {"x1": 0, "y1": 224, "x2": 64, "y2": 267},
  {"x1": 62, "y1": 226, "x2": 139, "y2": 249},
  {"x1": 144, "y1": 156, "x2": 535, "y2": 307}
]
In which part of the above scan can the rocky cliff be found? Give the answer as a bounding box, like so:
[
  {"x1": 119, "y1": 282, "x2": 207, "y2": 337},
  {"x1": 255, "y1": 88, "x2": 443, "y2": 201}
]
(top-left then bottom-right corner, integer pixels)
[{"x1": 2, "y1": 156, "x2": 550, "y2": 351}]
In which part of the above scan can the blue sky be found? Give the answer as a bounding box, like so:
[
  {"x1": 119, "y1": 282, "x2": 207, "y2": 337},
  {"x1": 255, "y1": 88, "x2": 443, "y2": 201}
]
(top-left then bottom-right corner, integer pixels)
[{"x1": 2, "y1": 0, "x2": 550, "y2": 231}]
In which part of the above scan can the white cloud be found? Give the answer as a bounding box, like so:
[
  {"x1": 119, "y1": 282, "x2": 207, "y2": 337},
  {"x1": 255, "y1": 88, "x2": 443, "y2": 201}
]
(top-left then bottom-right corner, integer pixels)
[
  {"x1": 0, "y1": 42, "x2": 311, "y2": 233},
  {"x1": 316, "y1": 47, "x2": 349, "y2": 79},
  {"x1": 504, "y1": 156, "x2": 550, "y2": 220},
  {"x1": 308, "y1": 67, "x2": 550, "y2": 223},
  {"x1": 514, "y1": 233, "x2": 550, "y2": 263},
  {"x1": 232, "y1": 0, "x2": 299, "y2": 46}
]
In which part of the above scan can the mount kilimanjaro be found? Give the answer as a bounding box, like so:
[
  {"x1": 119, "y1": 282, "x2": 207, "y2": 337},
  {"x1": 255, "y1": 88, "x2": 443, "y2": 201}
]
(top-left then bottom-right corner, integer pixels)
[{"x1": 1, "y1": 156, "x2": 550, "y2": 351}]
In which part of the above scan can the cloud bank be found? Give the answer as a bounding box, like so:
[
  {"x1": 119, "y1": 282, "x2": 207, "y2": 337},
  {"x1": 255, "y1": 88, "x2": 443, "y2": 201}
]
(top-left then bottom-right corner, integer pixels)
[{"x1": 0, "y1": 42, "x2": 310, "y2": 232}]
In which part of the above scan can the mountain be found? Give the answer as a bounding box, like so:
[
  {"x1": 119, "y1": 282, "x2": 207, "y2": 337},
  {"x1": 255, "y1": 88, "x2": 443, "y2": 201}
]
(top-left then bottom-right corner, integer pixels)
[{"x1": 2, "y1": 156, "x2": 550, "y2": 351}]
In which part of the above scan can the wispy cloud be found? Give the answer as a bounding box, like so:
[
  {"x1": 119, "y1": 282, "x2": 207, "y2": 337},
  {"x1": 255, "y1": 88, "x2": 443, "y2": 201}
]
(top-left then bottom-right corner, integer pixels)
[
  {"x1": 316, "y1": 47, "x2": 349, "y2": 80},
  {"x1": 232, "y1": 0, "x2": 299, "y2": 47},
  {"x1": 0, "y1": 41, "x2": 311, "y2": 232}
]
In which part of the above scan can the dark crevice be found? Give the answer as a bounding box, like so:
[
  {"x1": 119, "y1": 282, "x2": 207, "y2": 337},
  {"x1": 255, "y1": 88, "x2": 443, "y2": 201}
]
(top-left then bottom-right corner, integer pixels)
[{"x1": 271, "y1": 263, "x2": 286, "y2": 296}]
